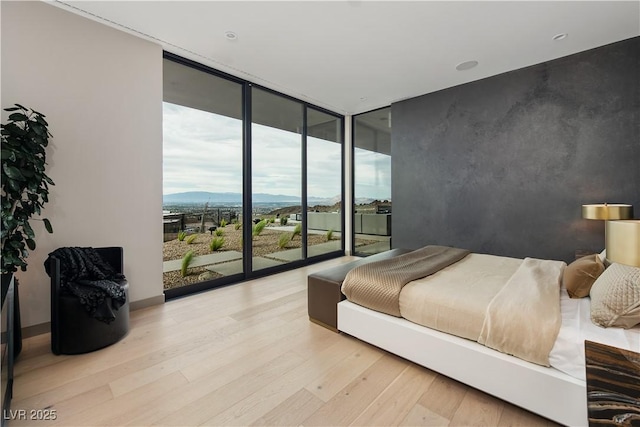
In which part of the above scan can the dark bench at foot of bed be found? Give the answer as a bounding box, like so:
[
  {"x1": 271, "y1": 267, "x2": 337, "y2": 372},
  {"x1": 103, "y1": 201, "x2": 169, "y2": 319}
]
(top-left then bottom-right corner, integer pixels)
[{"x1": 308, "y1": 248, "x2": 412, "y2": 331}]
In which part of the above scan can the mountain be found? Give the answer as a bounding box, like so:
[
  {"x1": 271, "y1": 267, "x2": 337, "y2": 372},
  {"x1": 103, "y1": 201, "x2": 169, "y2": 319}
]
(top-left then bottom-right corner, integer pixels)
[
  {"x1": 163, "y1": 191, "x2": 387, "y2": 205},
  {"x1": 163, "y1": 191, "x2": 302, "y2": 204}
]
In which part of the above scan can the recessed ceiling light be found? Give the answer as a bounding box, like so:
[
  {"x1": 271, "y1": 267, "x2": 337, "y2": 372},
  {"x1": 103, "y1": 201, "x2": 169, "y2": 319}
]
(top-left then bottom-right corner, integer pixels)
[
  {"x1": 224, "y1": 31, "x2": 238, "y2": 41},
  {"x1": 455, "y1": 60, "x2": 478, "y2": 71},
  {"x1": 552, "y1": 33, "x2": 568, "y2": 41}
]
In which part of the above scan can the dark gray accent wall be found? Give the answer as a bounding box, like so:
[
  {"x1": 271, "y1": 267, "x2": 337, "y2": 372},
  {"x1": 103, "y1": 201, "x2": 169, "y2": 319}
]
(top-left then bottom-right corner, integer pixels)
[{"x1": 392, "y1": 37, "x2": 639, "y2": 263}]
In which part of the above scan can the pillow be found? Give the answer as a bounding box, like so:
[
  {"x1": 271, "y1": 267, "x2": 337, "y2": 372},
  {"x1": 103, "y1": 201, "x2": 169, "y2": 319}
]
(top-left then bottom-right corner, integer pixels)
[
  {"x1": 598, "y1": 249, "x2": 606, "y2": 263},
  {"x1": 590, "y1": 263, "x2": 640, "y2": 328},
  {"x1": 563, "y1": 254, "x2": 605, "y2": 298},
  {"x1": 598, "y1": 249, "x2": 611, "y2": 268}
]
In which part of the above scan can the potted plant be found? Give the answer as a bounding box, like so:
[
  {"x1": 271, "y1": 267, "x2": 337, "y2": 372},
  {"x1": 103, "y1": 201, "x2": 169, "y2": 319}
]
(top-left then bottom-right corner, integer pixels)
[{"x1": 1, "y1": 104, "x2": 55, "y2": 356}]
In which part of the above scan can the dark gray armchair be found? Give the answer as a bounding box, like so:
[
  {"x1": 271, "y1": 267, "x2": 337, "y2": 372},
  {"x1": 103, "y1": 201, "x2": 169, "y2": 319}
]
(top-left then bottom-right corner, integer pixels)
[{"x1": 47, "y1": 246, "x2": 129, "y2": 355}]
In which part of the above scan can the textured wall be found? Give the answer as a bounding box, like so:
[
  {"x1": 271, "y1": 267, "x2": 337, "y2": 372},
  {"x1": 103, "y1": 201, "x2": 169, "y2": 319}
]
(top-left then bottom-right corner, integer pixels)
[{"x1": 392, "y1": 37, "x2": 639, "y2": 262}]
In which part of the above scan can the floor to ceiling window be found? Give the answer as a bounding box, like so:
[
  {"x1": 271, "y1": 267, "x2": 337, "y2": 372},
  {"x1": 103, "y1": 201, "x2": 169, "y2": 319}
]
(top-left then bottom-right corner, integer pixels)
[
  {"x1": 162, "y1": 58, "x2": 244, "y2": 296},
  {"x1": 307, "y1": 108, "x2": 343, "y2": 258},
  {"x1": 353, "y1": 107, "x2": 392, "y2": 255},
  {"x1": 251, "y1": 88, "x2": 303, "y2": 272},
  {"x1": 162, "y1": 54, "x2": 344, "y2": 297}
]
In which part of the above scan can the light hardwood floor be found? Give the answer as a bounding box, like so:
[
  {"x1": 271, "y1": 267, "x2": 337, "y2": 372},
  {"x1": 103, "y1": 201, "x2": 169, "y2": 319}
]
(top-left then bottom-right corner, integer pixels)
[{"x1": 9, "y1": 257, "x2": 559, "y2": 427}]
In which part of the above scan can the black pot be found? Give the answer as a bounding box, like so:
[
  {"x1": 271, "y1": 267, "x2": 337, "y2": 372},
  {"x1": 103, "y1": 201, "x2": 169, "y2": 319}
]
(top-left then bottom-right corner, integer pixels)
[{"x1": 1, "y1": 273, "x2": 22, "y2": 359}]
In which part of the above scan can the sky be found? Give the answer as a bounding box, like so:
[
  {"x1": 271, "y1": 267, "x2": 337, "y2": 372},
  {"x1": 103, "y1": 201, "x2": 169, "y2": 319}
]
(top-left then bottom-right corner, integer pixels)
[{"x1": 163, "y1": 102, "x2": 391, "y2": 200}]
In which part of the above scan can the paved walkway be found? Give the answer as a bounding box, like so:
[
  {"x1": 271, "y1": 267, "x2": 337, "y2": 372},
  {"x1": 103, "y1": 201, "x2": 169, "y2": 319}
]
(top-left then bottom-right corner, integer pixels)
[
  {"x1": 263, "y1": 240, "x2": 342, "y2": 262},
  {"x1": 162, "y1": 250, "x2": 243, "y2": 273},
  {"x1": 163, "y1": 237, "x2": 385, "y2": 275},
  {"x1": 355, "y1": 241, "x2": 391, "y2": 255},
  {"x1": 205, "y1": 257, "x2": 283, "y2": 276}
]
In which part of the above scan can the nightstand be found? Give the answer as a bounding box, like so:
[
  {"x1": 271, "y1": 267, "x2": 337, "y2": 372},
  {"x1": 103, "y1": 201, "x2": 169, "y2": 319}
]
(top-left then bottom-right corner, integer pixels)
[{"x1": 585, "y1": 340, "x2": 640, "y2": 426}]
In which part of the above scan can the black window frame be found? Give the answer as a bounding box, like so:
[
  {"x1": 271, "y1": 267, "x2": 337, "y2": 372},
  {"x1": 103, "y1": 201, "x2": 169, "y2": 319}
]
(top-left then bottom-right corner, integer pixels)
[{"x1": 163, "y1": 52, "x2": 345, "y2": 299}]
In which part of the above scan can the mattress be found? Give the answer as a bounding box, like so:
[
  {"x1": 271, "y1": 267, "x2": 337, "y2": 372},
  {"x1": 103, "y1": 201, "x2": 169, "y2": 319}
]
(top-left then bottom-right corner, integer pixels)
[{"x1": 399, "y1": 253, "x2": 522, "y2": 340}]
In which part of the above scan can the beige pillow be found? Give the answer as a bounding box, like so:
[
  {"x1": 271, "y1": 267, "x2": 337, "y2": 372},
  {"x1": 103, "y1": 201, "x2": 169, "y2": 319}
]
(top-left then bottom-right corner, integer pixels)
[
  {"x1": 564, "y1": 254, "x2": 605, "y2": 298},
  {"x1": 590, "y1": 263, "x2": 640, "y2": 328}
]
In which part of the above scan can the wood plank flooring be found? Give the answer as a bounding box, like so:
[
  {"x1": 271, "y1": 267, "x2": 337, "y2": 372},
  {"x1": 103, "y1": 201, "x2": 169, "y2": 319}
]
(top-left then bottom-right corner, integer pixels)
[{"x1": 9, "y1": 257, "x2": 559, "y2": 426}]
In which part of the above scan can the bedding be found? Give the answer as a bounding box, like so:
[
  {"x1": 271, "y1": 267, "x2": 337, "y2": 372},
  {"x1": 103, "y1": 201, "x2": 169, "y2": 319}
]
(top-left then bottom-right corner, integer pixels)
[
  {"x1": 549, "y1": 285, "x2": 640, "y2": 380},
  {"x1": 341, "y1": 245, "x2": 469, "y2": 316},
  {"x1": 563, "y1": 254, "x2": 605, "y2": 298},
  {"x1": 341, "y1": 246, "x2": 640, "y2": 373},
  {"x1": 346, "y1": 247, "x2": 565, "y2": 366},
  {"x1": 477, "y1": 257, "x2": 565, "y2": 366},
  {"x1": 399, "y1": 253, "x2": 521, "y2": 341},
  {"x1": 589, "y1": 262, "x2": 640, "y2": 328}
]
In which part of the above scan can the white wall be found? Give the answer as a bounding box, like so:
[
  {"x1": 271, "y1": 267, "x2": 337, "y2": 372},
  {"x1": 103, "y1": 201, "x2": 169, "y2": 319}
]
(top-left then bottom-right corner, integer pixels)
[{"x1": 1, "y1": 1, "x2": 164, "y2": 328}]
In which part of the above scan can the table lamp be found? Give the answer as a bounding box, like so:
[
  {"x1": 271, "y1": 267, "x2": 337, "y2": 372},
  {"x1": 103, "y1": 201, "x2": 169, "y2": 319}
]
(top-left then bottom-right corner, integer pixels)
[
  {"x1": 581, "y1": 203, "x2": 633, "y2": 220},
  {"x1": 606, "y1": 220, "x2": 640, "y2": 267},
  {"x1": 582, "y1": 203, "x2": 637, "y2": 267}
]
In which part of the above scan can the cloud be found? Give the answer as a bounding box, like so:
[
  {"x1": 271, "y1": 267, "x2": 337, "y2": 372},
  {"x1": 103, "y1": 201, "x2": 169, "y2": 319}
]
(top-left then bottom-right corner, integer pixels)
[{"x1": 163, "y1": 102, "x2": 391, "y2": 200}]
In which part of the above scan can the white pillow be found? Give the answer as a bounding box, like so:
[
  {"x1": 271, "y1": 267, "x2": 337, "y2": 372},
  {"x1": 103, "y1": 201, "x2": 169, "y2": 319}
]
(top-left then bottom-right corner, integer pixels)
[
  {"x1": 598, "y1": 249, "x2": 606, "y2": 263},
  {"x1": 590, "y1": 263, "x2": 640, "y2": 328}
]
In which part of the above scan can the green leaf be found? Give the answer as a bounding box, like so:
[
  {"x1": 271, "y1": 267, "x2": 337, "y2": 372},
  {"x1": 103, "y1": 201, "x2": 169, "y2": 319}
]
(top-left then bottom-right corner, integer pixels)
[
  {"x1": 1, "y1": 149, "x2": 15, "y2": 160},
  {"x1": 26, "y1": 239, "x2": 36, "y2": 251},
  {"x1": 3, "y1": 164, "x2": 25, "y2": 180},
  {"x1": 43, "y1": 218, "x2": 53, "y2": 233},
  {"x1": 8, "y1": 113, "x2": 28, "y2": 122},
  {"x1": 30, "y1": 122, "x2": 45, "y2": 136},
  {"x1": 9, "y1": 240, "x2": 23, "y2": 250},
  {"x1": 36, "y1": 115, "x2": 49, "y2": 127},
  {"x1": 7, "y1": 178, "x2": 22, "y2": 192},
  {"x1": 23, "y1": 221, "x2": 35, "y2": 239},
  {"x1": 3, "y1": 107, "x2": 21, "y2": 112}
]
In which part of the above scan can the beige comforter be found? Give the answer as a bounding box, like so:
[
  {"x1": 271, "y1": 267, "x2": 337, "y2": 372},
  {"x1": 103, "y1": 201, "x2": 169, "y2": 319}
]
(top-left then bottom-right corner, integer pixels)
[
  {"x1": 478, "y1": 257, "x2": 565, "y2": 366},
  {"x1": 400, "y1": 253, "x2": 522, "y2": 341},
  {"x1": 341, "y1": 245, "x2": 470, "y2": 316}
]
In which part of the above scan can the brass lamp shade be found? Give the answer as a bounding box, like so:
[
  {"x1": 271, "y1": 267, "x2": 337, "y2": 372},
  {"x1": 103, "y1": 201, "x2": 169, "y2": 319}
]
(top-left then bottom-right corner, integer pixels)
[
  {"x1": 606, "y1": 220, "x2": 640, "y2": 267},
  {"x1": 582, "y1": 204, "x2": 634, "y2": 220}
]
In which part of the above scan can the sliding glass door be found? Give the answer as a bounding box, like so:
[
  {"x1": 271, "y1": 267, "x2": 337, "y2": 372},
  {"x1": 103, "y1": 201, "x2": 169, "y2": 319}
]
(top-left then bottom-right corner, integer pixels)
[
  {"x1": 162, "y1": 54, "x2": 344, "y2": 297},
  {"x1": 251, "y1": 88, "x2": 303, "y2": 272},
  {"x1": 162, "y1": 58, "x2": 244, "y2": 295}
]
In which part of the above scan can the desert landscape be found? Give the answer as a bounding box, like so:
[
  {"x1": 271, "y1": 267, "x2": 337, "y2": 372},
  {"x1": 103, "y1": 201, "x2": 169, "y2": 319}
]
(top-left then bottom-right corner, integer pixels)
[{"x1": 163, "y1": 222, "x2": 373, "y2": 289}]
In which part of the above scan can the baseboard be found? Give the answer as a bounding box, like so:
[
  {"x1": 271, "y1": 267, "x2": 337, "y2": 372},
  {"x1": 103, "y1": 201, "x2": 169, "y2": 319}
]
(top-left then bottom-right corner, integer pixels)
[
  {"x1": 21, "y1": 322, "x2": 51, "y2": 339},
  {"x1": 22, "y1": 294, "x2": 165, "y2": 338},
  {"x1": 129, "y1": 294, "x2": 165, "y2": 311}
]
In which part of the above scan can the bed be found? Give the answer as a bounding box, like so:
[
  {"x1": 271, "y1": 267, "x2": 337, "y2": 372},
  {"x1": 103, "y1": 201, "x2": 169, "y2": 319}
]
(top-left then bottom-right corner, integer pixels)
[{"x1": 336, "y1": 246, "x2": 640, "y2": 426}]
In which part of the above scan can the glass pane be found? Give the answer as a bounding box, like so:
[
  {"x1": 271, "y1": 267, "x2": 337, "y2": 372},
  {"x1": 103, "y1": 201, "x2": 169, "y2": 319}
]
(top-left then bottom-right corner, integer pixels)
[
  {"x1": 162, "y1": 59, "x2": 244, "y2": 290},
  {"x1": 307, "y1": 108, "x2": 343, "y2": 257},
  {"x1": 251, "y1": 88, "x2": 303, "y2": 271},
  {"x1": 353, "y1": 107, "x2": 392, "y2": 255}
]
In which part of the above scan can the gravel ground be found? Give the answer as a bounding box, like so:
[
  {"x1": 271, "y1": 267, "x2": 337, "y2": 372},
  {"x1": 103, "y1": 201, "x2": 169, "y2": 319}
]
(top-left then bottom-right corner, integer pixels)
[{"x1": 163, "y1": 224, "x2": 374, "y2": 289}]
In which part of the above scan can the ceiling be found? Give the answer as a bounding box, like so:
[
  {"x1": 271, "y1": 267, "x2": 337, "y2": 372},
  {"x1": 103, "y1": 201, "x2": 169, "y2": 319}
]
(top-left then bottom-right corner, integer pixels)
[{"x1": 54, "y1": 1, "x2": 640, "y2": 115}]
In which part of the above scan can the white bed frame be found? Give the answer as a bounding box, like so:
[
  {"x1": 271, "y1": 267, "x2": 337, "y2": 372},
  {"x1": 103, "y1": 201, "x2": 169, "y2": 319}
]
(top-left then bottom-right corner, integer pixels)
[{"x1": 338, "y1": 300, "x2": 587, "y2": 427}]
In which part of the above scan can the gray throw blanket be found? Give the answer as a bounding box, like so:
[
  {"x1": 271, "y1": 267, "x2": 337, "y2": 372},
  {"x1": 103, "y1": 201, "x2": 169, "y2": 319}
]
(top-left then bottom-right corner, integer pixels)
[
  {"x1": 342, "y1": 245, "x2": 470, "y2": 316},
  {"x1": 45, "y1": 247, "x2": 126, "y2": 324}
]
